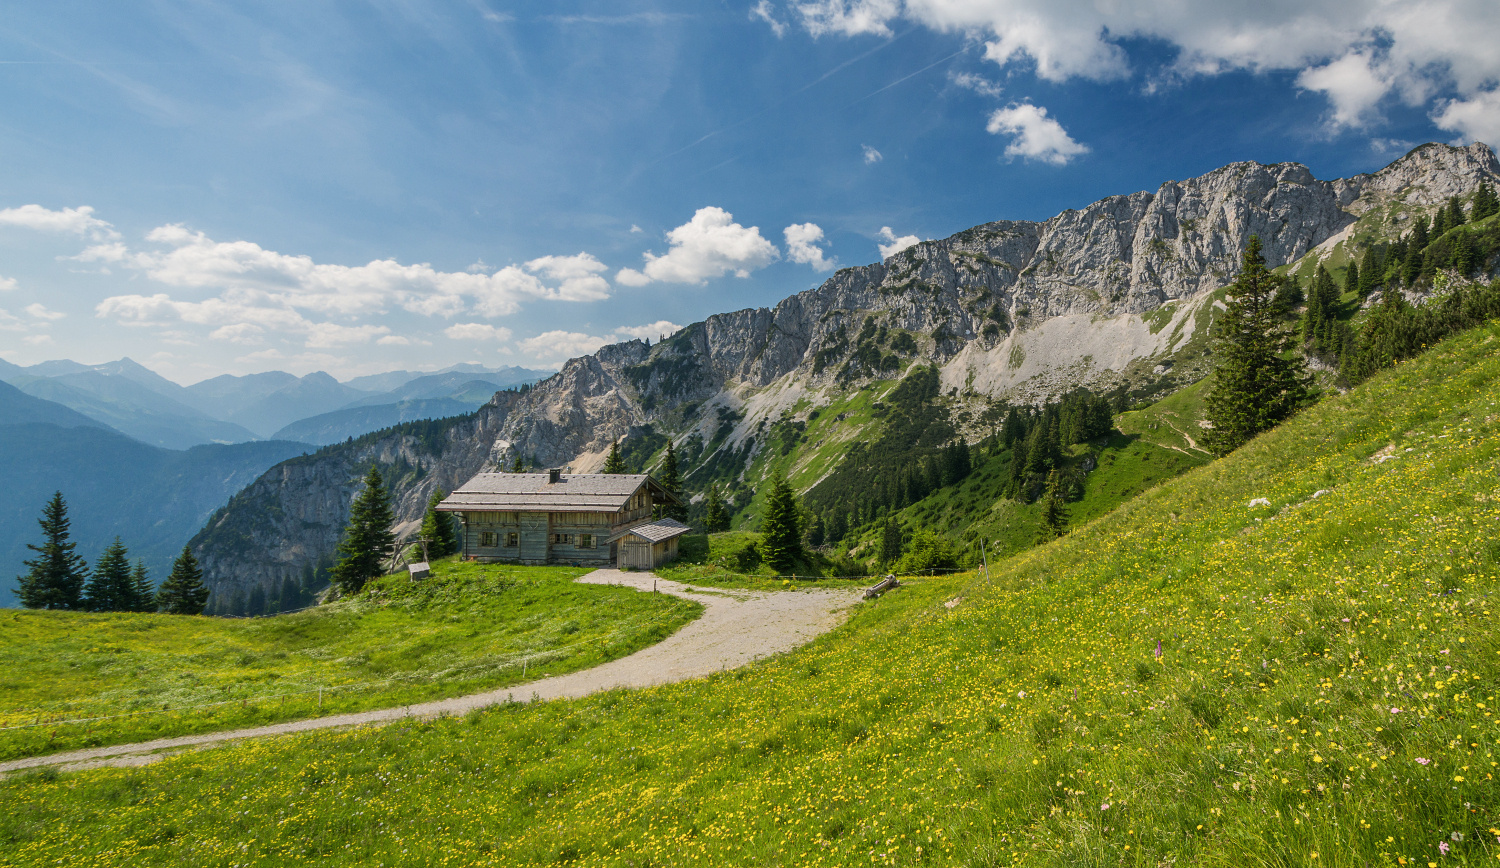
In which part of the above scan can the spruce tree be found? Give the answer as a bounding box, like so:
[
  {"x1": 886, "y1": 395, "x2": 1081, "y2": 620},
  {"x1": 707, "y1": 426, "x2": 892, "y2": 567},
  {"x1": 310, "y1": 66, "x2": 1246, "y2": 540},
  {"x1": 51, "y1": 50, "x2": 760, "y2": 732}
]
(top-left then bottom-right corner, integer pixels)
[
  {"x1": 879, "y1": 517, "x2": 904, "y2": 569},
  {"x1": 1472, "y1": 182, "x2": 1499, "y2": 222},
  {"x1": 420, "y1": 489, "x2": 458, "y2": 557},
  {"x1": 129, "y1": 561, "x2": 155, "y2": 612},
  {"x1": 805, "y1": 512, "x2": 825, "y2": 548},
  {"x1": 509, "y1": 454, "x2": 525, "y2": 473},
  {"x1": 157, "y1": 545, "x2": 210, "y2": 615},
  {"x1": 16, "y1": 492, "x2": 88, "y2": 610},
  {"x1": 758, "y1": 474, "x2": 804, "y2": 573},
  {"x1": 84, "y1": 538, "x2": 134, "y2": 612},
  {"x1": 602, "y1": 439, "x2": 627, "y2": 474},
  {"x1": 1035, "y1": 471, "x2": 1069, "y2": 543},
  {"x1": 1204, "y1": 235, "x2": 1311, "y2": 455},
  {"x1": 331, "y1": 466, "x2": 397, "y2": 596},
  {"x1": 704, "y1": 486, "x2": 729, "y2": 533},
  {"x1": 656, "y1": 441, "x2": 687, "y2": 521},
  {"x1": 1343, "y1": 260, "x2": 1359, "y2": 297}
]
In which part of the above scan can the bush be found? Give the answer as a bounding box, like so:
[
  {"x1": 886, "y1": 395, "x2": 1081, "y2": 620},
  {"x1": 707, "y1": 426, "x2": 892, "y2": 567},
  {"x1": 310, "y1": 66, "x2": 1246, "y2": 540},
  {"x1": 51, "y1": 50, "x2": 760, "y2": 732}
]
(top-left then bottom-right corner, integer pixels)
[{"x1": 893, "y1": 529, "x2": 958, "y2": 575}]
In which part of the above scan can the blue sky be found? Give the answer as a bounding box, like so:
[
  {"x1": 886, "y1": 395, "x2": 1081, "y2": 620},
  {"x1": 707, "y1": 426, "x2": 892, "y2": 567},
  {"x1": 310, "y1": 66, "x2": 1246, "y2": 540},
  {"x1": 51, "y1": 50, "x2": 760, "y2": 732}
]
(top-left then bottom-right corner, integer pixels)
[{"x1": 1, "y1": 1, "x2": 1495, "y2": 382}]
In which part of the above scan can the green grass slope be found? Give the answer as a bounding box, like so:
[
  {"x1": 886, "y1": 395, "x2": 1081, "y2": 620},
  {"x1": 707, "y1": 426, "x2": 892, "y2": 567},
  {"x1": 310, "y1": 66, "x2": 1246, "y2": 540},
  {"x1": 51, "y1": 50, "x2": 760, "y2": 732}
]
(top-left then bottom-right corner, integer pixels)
[
  {"x1": 4, "y1": 322, "x2": 1500, "y2": 867},
  {"x1": 0, "y1": 560, "x2": 699, "y2": 761}
]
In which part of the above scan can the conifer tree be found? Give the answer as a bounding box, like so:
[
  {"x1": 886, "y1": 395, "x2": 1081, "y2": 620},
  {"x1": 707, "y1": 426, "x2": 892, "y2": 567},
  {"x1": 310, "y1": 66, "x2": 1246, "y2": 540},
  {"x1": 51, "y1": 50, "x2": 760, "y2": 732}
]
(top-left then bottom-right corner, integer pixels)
[
  {"x1": 420, "y1": 489, "x2": 458, "y2": 557},
  {"x1": 1343, "y1": 260, "x2": 1359, "y2": 296},
  {"x1": 758, "y1": 474, "x2": 804, "y2": 572},
  {"x1": 16, "y1": 492, "x2": 88, "y2": 610},
  {"x1": 1472, "y1": 182, "x2": 1499, "y2": 222},
  {"x1": 129, "y1": 561, "x2": 155, "y2": 612},
  {"x1": 331, "y1": 466, "x2": 397, "y2": 596},
  {"x1": 704, "y1": 486, "x2": 730, "y2": 532},
  {"x1": 157, "y1": 545, "x2": 210, "y2": 615},
  {"x1": 805, "y1": 512, "x2": 825, "y2": 548},
  {"x1": 602, "y1": 439, "x2": 627, "y2": 474},
  {"x1": 84, "y1": 538, "x2": 134, "y2": 612},
  {"x1": 1204, "y1": 235, "x2": 1311, "y2": 455},
  {"x1": 509, "y1": 454, "x2": 525, "y2": 473},
  {"x1": 656, "y1": 441, "x2": 687, "y2": 521},
  {"x1": 879, "y1": 517, "x2": 904, "y2": 568},
  {"x1": 1035, "y1": 471, "x2": 1069, "y2": 543},
  {"x1": 825, "y1": 509, "x2": 847, "y2": 543}
]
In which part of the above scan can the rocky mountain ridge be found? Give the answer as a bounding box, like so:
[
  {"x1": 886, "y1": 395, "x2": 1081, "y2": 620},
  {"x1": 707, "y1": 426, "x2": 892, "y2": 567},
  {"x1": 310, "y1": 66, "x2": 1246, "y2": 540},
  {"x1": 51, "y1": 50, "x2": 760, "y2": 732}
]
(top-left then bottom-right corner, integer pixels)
[{"x1": 189, "y1": 142, "x2": 1500, "y2": 602}]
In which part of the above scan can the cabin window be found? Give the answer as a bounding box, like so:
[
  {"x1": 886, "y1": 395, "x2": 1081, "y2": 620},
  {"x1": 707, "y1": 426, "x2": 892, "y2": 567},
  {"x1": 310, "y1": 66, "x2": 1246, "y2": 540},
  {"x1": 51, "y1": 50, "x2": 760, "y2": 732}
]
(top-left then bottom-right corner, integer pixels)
[
  {"x1": 479, "y1": 531, "x2": 498, "y2": 547},
  {"x1": 579, "y1": 533, "x2": 594, "y2": 549},
  {"x1": 505, "y1": 532, "x2": 518, "y2": 547},
  {"x1": 551, "y1": 533, "x2": 573, "y2": 545}
]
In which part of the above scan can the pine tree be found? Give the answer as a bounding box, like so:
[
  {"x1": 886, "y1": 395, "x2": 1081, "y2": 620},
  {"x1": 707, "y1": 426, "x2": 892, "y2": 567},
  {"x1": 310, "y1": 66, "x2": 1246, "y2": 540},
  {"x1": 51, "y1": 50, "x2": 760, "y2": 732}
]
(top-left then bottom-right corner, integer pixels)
[
  {"x1": 331, "y1": 466, "x2": 397, "y2": 596},
  {"x1": 16, "y1": 492, "x2": 88, "y2": 610},
  {"x1": 758, "y1": 474, "x2": 804, "y2": 573},
  {"x1": 509, "y1": 454, "x2": 525, "y2": 473},
  {"x1": 129, "y1": 561, "x2": 155, "y2": 612},
  {"x1": 1035, "y1": 471, "x2": 1069, "y2": 543},
  {"x1": 1471, "y1": 182, "x2": 1499, "y2": 222},
  {"x1": 704, "y1": 486, "x2": 730, "y2": 532},
  {"x1": 1204, "y1": 235, "x2": 1311, "y2": 455},
  {"x1": 1343, "y1": 260, "x2": 1359, "y2": 296},
  {"x1": 84, "y1": 538, "x2": 134, "y2": 612},
  {"x1": 602, "y1": 439, "x2": 627, "y2": 474},
  {"x1": 420, "y1": 489, "x2": 458, "y2": 558},
  {"x1": 878, "y1": 517, "x2": 904, "y2": 568},
  {"x1": 656, "y1": 441, "x2": 687, "y2": 521},
  {"x1": 157, "y1": 546, "x2": 210, "y2": 615}
]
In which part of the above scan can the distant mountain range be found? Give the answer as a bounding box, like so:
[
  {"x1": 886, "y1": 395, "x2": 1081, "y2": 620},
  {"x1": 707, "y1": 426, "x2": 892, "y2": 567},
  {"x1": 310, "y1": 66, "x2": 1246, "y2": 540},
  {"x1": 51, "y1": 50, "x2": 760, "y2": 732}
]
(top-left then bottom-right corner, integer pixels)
[
  {"x1": 0, "y1": 360, "x2": 546, "y2": 606},
  {"x1": 0, "y1": 360, "x2": 547, "y2": 448}
]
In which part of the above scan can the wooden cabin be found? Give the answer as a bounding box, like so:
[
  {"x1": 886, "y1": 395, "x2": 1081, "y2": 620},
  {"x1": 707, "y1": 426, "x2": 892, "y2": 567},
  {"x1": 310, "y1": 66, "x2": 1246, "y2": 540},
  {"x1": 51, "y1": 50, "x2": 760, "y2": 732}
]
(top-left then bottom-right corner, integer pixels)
[{"x1": 436, "y1": 469, "x2": 690, "y2": 568}]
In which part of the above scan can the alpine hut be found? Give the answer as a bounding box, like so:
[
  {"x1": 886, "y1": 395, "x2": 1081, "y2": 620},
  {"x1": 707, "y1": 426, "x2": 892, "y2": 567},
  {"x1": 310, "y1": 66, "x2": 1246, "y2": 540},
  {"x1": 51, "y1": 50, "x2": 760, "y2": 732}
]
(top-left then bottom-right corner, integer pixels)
[{"x1": 436, "y1": 469, "x2": 690, "y2": 568}]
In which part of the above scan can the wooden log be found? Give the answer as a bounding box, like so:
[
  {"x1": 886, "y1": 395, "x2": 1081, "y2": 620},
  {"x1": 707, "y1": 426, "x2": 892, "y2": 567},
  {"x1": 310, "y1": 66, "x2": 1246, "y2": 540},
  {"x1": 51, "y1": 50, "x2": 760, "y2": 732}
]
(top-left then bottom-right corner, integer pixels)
[{"x1": 863, "y1": 575, "x2": 900, "y2": 600}]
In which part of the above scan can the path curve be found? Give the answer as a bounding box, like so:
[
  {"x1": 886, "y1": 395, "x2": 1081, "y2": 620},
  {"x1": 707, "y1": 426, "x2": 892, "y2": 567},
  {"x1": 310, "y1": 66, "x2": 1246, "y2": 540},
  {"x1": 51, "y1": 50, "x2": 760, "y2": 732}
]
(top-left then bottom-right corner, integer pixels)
[{"x1": 0, "y1": 570, "x2": 863, "y2": 774}]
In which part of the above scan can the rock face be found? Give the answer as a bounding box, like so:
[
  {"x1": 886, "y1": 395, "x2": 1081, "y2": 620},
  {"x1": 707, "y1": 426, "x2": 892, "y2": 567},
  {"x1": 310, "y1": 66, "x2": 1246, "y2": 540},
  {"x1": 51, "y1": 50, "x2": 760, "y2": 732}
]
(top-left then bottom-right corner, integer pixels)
[{"x1": 192, "y1": 142, "x2": 1500, "y2": 603}]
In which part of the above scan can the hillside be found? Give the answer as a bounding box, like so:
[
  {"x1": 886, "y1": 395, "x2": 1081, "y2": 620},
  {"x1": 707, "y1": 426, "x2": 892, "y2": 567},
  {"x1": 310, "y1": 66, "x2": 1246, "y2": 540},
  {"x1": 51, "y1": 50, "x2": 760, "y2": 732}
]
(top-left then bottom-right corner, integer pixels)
[
  {"x1": 269, "y1": 398, "x2": 478, "y2": 446},
  {"x1": 4, "y1": 312, "x2": 1497, "y2": 867},
  {"x1": 189, "y1": 143, "x2": 1500, "y2": 606}
]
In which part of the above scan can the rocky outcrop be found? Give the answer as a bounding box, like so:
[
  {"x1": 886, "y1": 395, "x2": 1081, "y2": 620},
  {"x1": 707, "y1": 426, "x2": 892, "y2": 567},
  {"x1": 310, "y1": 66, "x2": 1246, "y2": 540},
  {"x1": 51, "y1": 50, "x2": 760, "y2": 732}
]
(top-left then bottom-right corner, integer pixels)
[{"x1": 193, "y1": 142, "x2": 1500, "y2": 601}]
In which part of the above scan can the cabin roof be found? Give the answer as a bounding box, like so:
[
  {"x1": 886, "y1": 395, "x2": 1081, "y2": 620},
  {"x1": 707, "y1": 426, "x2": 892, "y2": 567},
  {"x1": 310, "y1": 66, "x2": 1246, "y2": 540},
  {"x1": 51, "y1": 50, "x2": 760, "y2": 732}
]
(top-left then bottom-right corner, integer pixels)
[
  {"x1": 609, "y1": 517, "x2": 692, "y2": 544},
  {"x1": 436, "y1": 472, "x2": 680, "y2": 513}
]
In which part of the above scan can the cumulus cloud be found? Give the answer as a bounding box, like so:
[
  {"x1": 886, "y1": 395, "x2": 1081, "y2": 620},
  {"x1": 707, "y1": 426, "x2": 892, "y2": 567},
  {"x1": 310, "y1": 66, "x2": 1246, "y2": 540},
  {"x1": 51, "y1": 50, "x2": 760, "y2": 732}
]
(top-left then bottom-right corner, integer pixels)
[
  {"x1": 949, "y1": 71, "x2": 1003, "y2": 98},
  {"x1": 751, "y1": 0, "x2": 787, "y2": 36},
  {"x1": 0, "y1": 204, "x2": 119, "y2": 240},
  {"x1": 877, "y1": 226, "x2": 921, "y2": 259},
  {"x1": 615, "y1": 320, "x2": 685, "y2": 341},
  {"x1": 986, "y1": 103, "x2": 1089, "y2": 165},
  {"x1": 0, "y1": 308, "x2": 25, "y2": 332},
  {"x1": 23, "y1": 334, "x2": 52, "y2": 346},
  {"x1": 518, "y1": 330, "x2": 613, "y2": 367},
  {"x1": 25, "y1": 303, "x2": 66, "y2": 321},
  {"x1": 784, "y1": 223, "x2": 838, "y2": 271},
  {"x1": 0, "y1": 276, "x2": 16, "y2": 291},
  {"x1": 788, "y1": 0, "x2": 1500, "y2": 137},
  {"x1": 444, "y1": 322, "x2": 514, "y2": 342},
  {"x1": 616, "y1": 207, "x2": 779, "y2": 286},
  {"x1": 86, "y1": 221, "x2": 612, "y2": 351},
  {"x1": 862, "y1": 144, "x2": 883, "y2": 164}
]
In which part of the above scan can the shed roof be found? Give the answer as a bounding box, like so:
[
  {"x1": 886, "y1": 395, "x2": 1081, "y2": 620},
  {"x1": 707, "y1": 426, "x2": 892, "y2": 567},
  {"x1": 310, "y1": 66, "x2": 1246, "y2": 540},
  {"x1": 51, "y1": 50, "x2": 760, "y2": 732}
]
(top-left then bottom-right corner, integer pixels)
[
  {"x1": 436, "y1": 472, "x2": 680, "y2": 513},
  {"x1": 609, "y1": 517, "x2": 692, "y2": 544}
]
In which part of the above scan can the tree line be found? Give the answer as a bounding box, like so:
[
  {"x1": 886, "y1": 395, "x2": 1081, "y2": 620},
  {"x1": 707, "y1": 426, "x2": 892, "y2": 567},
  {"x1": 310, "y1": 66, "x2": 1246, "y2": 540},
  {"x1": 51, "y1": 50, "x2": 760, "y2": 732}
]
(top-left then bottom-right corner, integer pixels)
[{"x1": 15, "y1": 492, "x2": 210, "y2": 615}]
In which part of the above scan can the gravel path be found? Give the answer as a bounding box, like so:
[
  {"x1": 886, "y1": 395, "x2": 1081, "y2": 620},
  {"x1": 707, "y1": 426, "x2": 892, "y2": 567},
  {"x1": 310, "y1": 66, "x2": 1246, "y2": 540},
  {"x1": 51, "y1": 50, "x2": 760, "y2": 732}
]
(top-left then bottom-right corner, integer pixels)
[{"x1": 0, "y1": 570, "x2": 863, "y2": 775}]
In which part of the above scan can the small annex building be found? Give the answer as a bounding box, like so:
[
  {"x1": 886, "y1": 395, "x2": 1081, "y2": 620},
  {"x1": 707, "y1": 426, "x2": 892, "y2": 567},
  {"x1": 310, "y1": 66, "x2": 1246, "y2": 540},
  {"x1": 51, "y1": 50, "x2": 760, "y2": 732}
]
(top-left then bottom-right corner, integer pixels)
[{"x1": 436, "y1": 469, "x2": 691, "y2": 569}]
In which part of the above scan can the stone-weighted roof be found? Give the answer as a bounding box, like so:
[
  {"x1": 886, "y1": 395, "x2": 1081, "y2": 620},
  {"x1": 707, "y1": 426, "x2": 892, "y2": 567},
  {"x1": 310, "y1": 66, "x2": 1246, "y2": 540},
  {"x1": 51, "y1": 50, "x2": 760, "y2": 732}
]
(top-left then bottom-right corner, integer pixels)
[
  {"x1": 437, "y1": 472, "x2": 679, "y2": 513},
  {"x1": 609, "y1": 517, "x2": 692, "y2": 544}
]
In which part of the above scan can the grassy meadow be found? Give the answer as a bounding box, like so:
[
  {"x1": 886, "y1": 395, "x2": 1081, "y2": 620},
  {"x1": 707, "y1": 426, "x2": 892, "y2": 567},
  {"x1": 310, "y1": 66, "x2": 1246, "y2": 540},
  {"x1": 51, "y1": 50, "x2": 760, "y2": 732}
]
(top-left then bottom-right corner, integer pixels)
[
  {"x1": 0, "y1": 560, "x2": 700, "y2": 761},
  {"x1": 2, "y1": 321, "x2": 1500, "y2": 866}
]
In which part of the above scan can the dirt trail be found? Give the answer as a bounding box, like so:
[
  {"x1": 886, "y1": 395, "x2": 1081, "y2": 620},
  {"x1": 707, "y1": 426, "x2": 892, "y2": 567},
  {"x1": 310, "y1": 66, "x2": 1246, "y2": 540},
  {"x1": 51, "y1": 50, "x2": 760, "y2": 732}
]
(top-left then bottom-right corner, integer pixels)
[{"x1": 0, "y1": 570, "x2": 863, "y2": 775}]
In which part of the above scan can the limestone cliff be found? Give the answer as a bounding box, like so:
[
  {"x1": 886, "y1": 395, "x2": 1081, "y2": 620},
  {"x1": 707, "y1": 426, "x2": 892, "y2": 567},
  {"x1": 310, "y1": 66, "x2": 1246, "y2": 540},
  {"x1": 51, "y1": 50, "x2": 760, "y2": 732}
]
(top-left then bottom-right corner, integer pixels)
[{"x1": 192, "y1": 142, "x2": 1500, "y2": 603}]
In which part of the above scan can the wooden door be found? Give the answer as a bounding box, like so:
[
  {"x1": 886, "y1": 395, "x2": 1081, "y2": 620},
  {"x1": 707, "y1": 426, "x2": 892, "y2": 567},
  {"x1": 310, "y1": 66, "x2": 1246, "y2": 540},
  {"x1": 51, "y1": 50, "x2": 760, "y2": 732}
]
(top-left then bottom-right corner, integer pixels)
[{"x1": 519, "y1": 512, "x2": 549, "y2": 563}]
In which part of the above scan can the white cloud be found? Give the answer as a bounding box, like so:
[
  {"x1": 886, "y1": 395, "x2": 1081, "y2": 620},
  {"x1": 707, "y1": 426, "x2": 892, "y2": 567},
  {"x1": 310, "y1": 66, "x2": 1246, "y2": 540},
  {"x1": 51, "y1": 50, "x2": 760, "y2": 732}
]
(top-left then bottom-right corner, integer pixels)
[
  {"x1": 518, "y1": 330, "x2": 612, "y2": 367},
  {"x1": 23, "y1": 334, "x2": 53, "y2": 346},
  {"x1": 986, "y1": 103, "x2": 1089, "y2": 165},
  {"x1": 784, "y1": 223, "x2": 838, "y2": 271},
  {"x1": 862, "y1": 144, "x2": 883, "y2": 164},
  {"x1": 24, "y1": 303, "x2": 65, "y2": 321},
  {"x1": 523, "y1": 252, "x2": 611, "y2": 301},
  {"x1": 304, "y1": 323, "x2": 391, "y2": 348},
  {"x1": 1298, "y1": 51, "x2": 1393, "y2": 129},
  {"x1": 877, "y1": 226, "x2": 921, "y2": 260},
  {"x1": 209, "y1": 323, "x2": 265, "y2": 344},
  {"x1": 0, "y1": 204, "x2": 119, "y2": 240},
  {"x1": 629, "y1": 224, "x2": 644, "y2": 234},
  {"x1": 1432, "y1": 88, "x2": 1500, "y2": 146},
  {"x1": 376, "y1": 335, "x2": 413, "y2": 346},
  {"x1": 616, "y1": 207, "x2": 779, "y2": 286},
  {"x1": 0, "y1": 309, "x2": 25, "y2": 332},
  {"x1": 444, "y1": 322, "x2": 514, "y2": 342},
  {"x1": 751, "y1": 0, "x2": 788, "y2": 36},
  {"x1": 615, "y1": 320, "x2": 685, "y2": 341},
  {"x1": 790, "y1": 1, "x2": 1500, "y2": 137},
  {"x1": 949, "y1": 71, "x2": 1003, "y2": 98},
  {"x1": 795, "y1": 0, "x2": 900, "y2": 38},
  {"x1": 0, "y1": 276, "x2": 16, "y2": 291}
]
